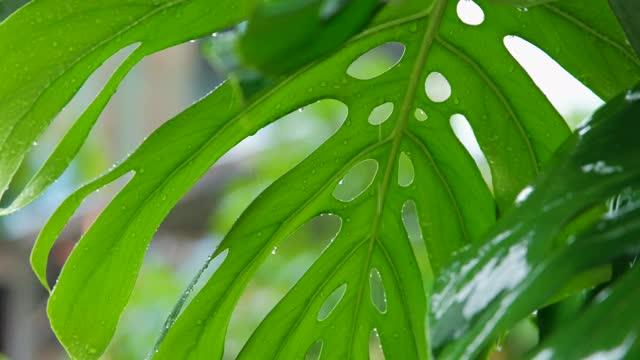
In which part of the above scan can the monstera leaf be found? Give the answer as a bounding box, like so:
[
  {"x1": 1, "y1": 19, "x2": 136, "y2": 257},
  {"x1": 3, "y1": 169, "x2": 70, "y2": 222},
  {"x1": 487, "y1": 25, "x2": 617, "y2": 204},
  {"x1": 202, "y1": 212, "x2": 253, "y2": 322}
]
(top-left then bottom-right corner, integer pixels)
[{"x1": 0, "y1": 0, "x2": 639, "y2": 359}]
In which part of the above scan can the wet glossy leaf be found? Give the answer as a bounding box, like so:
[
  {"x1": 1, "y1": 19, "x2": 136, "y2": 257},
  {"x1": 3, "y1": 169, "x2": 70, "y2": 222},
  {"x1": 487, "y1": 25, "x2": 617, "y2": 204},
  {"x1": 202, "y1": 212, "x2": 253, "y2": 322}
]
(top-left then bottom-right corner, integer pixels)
[
  {"x1": 431, "y1": 85, "x2": 640, "y2": 359},
  {"x1": 155, "y1": 1, "x2": 638, "y2": 359},
  {"x1": 531, "y1": 261, "x2": 640, "y2": 359}
]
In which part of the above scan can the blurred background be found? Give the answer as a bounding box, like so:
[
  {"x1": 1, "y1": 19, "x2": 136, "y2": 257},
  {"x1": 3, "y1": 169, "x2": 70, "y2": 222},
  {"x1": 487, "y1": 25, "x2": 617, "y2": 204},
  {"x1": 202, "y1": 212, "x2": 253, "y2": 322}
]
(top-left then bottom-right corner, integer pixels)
[{"x1": 0, "y1": 1, "x2": 603, "y2": 359}]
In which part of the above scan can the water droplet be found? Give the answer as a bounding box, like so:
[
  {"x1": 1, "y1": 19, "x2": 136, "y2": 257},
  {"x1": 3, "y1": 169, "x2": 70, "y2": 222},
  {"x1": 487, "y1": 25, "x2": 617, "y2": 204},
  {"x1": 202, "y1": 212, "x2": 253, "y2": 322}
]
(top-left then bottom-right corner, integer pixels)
[
  {"x1": 271, "y1": 247, "x2": 278, "y2": 255},
  {"x1": 414, "y1": 108, "x2": 428, "y2": 121}
]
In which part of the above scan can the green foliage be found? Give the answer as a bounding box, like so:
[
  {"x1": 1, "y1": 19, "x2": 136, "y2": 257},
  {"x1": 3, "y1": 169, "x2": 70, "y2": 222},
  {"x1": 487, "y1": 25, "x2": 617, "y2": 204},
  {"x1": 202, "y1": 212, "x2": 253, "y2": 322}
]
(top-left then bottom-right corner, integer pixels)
[
  {"x1": 431, "y1": 85, "x2": 640, "y2": 358},
  {"x1": 240, "y1": 0, "x2": 382, "y2": 75},
  {"x1": 0, "y1": 0, "x2": 639, "y2": 359},
  {"x1": 608, "y1": 0, "x2": 640, "y2": 55}
]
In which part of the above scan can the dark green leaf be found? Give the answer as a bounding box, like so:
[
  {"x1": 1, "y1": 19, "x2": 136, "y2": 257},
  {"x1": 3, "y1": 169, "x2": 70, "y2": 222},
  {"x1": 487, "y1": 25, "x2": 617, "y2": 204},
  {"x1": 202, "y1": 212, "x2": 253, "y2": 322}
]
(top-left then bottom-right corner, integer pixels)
[
  {"x1": 240, "y1": 0, "x2": 381, "y2": 75},
  {"x1": 608, "y1": 0, "x2": 640, "y2": 56},
  {"x1": 431, "y1": 84, "x2": 640, "y2": 359},
  {"x1": 531, "y1": 252, "x2": 640, "y2": 359}
]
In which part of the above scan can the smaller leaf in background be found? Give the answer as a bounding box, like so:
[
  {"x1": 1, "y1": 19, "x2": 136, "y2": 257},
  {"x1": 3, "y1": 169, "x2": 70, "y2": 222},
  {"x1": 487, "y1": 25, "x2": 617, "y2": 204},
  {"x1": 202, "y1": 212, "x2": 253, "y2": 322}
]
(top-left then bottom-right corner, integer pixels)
[
  {"x1": 430, "y1": 83, "x2": 640, "y2": 359},
  {"x1": 202, "y1": 29, "x2": 272, "y2": 99},
  {"x1": 608, "y1": 0, "x2": 640, "y2": 56},
  {"x1": 239, "y1": 0, "x2": 382, "y2": 75}
]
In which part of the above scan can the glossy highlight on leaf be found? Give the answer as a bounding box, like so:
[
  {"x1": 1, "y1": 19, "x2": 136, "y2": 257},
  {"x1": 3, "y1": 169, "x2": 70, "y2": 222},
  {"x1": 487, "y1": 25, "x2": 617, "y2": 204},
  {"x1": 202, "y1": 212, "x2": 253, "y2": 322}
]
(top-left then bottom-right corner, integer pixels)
[{"x1": 431, "y1": 83, "x2": 640, "y2": 359}]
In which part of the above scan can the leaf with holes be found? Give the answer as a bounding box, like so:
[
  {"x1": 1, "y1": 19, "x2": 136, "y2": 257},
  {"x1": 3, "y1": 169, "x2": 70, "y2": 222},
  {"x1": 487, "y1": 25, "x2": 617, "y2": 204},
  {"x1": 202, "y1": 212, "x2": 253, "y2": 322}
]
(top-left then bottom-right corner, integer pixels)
[
  {"x1": 154, "y1": 0, "x2": 639, "y2": 359},
  {"x1": 2, "y1": 0, "x2": 640, "y2": 359}
]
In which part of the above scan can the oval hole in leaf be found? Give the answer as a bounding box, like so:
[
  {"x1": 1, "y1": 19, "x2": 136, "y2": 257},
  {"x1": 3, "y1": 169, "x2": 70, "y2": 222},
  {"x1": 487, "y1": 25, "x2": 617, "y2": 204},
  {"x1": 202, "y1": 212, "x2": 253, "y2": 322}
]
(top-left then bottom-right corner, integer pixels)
[
  {"x1": 305, "y1": 339, "x2": 323, "y2": 360},
  {"x1": 414, "y1": 108, "x2": 428, "y2": 121},
  {"x1": 401, "y1": 201, "x2": 433, "y2": 287},
  {"x1": 368, "y1": 102, "x2": 394, "y2": 125},
  {"x1": 347, "y1": 42, "x2": 405, "y2": 80},
  {"x1": 450, "y1": 114, "x2": 493, "y2": 190},
  {"x1": 457, "y1": 0, "x2": 485, "y2": 26},
  {"x1": 398, "y1": 152, "x2": 414, "y2": 187},
  {"x1": 369, "y1": 268, "x2": 387, "y2": 313},
  {"x1": 369, "y1": 328, "x2": 385, "y2": 359},
  {"x1": 333, "y1": 159, "x2": 378, "y2": 202},
  {"x1": 424, "y1": 72, "x2": 451, "y2": 103},
  {"x1": 317, "y1": 283, "x2": 347, "y2": 321}
]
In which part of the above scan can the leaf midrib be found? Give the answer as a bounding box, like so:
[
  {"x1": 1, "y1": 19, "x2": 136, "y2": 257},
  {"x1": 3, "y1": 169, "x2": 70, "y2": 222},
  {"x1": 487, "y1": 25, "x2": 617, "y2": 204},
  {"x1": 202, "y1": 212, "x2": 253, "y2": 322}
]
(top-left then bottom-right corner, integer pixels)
[
  {"x1": 159, "y1": 10, "x2": 443, "y2": 358},
  {"x1": 345, "y1": 0, "x2": 449, "y2": 358}
]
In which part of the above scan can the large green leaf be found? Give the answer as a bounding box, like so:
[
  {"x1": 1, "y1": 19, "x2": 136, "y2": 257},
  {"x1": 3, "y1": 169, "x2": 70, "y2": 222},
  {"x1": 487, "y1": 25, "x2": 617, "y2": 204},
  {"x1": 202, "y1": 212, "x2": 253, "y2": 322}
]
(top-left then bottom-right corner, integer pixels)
[
  {"x1": 431, "y1": 84, "x2": 640, "y2": 359},
  {"x1": 0, "y1": 0, "x2": 256, "y2": 215},
  {"x1": 153, "y1": 1, "x2": 638, "y2": 359},
  {"x1": 608, "y1": 0, "x2": 640, "y2": 56},
  {"x1": 2, "y1": 0, "x2": 639, "y2": 358}
]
